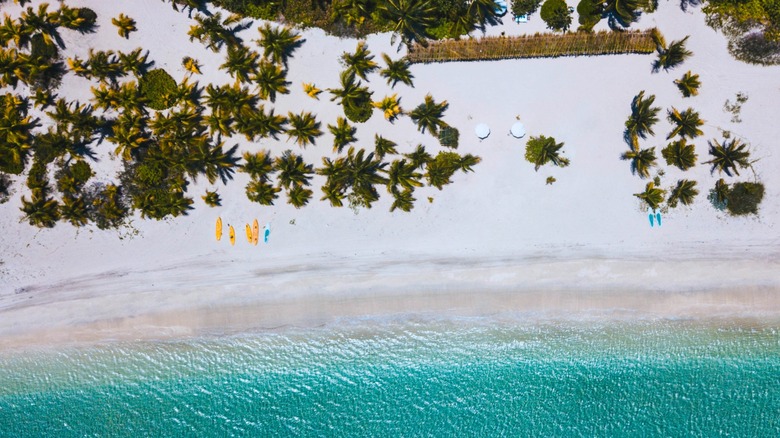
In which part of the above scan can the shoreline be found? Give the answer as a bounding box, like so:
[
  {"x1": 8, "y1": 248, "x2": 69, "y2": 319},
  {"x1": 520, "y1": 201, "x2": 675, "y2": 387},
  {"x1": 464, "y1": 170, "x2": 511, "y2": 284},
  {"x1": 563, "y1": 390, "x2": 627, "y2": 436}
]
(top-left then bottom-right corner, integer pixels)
[{"x1": 2, "y1": 253, "x2": 779, "y2": 350}]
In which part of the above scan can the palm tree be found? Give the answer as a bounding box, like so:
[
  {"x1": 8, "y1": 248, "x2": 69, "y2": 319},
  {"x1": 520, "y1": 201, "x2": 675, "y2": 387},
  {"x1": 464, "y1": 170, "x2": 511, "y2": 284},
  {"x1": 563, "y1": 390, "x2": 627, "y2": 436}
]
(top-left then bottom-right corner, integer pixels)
[
  {"x1": 344, "y1": 147, "x2": 389, "y2": 208},
  {"x1": 328, "y1": 117, "x2": 357, "y2": 153},
  {"x1": 202, "y1": 190, "x2": 221, "y2": 207},
  {"x1": 625, "y1": 91, "x2": 660, "y2": 141},
  {"x1": 287, "y1": 185, "x2": 313, "y2": 208},
  {"x1": 253, "y1": 106, "x2": 288, "y2": 139},
  {"x1": 621, "y1": 147, "x2": 657, "y2": 178},
  {"x1": 328, "y1": 70, "x2": 372, "y2": 109},
  {"x1": 246, "y1": 180, "x2": 280, "y2": 205},
  {"x1": 379, "y1": 0, "x2": 437, "y2": 44},
  {"x1": 182, "y1": 56, "x2": 202, "y2": 75},
  {"x1": 390, "y1": 187, "x2": 416, "y2": 212},
  {"x1": 667, "y1": 107, "x2": 704, "y2": 140},
  {"x1": 386, "y1": 159, "x2": 422, "y2": 192},
  {"x1": 0, "y1": 15, "x2": 33, "y2": 49},
  {"x1": 342, "y1": 41, "x2": 379, "y2": 81},
  {"x1": 108, "y1": 112, "x2": 149, "y2": 161},
  {"x1": 374, "y1": 134, "x2": 398, "y2": 158},
  {"x1": 20, "y1": 4, "x2": 62, "y2": 48},
  {"x1": 405, "y1": 144, "x2": 431, "y2": 169},
  {"x1": 118, "y1": 48, "x2": 151, "y2": 77},
  {"x1": 320, "y1": 180, "x2": 347, "y2": 207},
  {"x1": 111, "y1": 14, "x2": 137, "y2": 39},
  {"x1": 667, "y1": 179, "x2": 699, "y2": 208},
  {"x1": 59, "y1": 195, "x2": 90, "y2": 226},
  {"x1": 653, "y1": 36, "x2": 693, "y2": 73},
  {"x1": 221, "y1": 45, "x2": 259, "y2": 85},
  {"x1": 467, "y1": 0, "x2": 501, "y2": 29},
  {"x1": 275, "y1": 150, "x2": 313, "y2": 188},
  {"x1": 634, "y1": 182, "x2": 666, "y2": 210},
  {"x1": 169, "y1": 0, "x2": 205, "y2": 16},
  {"x1": 372, "y1": 94, "x2": 403, "y2": 121},
  {"x1": 254, "y1": 60, "x2": 289, "y2": 102},
  {"x1": 704, "y1": 138, "x2": 751, "y2": 176},
  {"x1": 188, "y1": 12, "x2": 245, "y2": 52},
  {"x1": 205, "y1": 111, "x2": 235, "y2": 138},
  {"x1": 674, "y1": 71, "x2": 701, "y2": 97},
  {"x1": 256, "y1": 24, "x2": 302, "y2": 66},
  {"x1": 409, "y1": 94, "x2": 448, "y2": 134},
  {"x1": 661, "y1": 139, "x2": 697, "y2": 170},
  {"x1": 286, "y1": 111, "x2": 322, "y2": 147},
  {"x1": 711, "y1": 178, "x2": 729, "y2": 206},
  {"x1": 0, "y1": 94, "x2": 39, "y2": 174},
  {"x1": 20, "y1": 191, "x2": 60, "y2": 227},
  {"x1": 526, "y1": 135, "x2": 570, "y2": 171},
  {"x1": 380, "y1": 54, "x2": 414, "y2": 88},
  {"x1": 241, "y1": 150, "x2": 275, "y2": 181},
  {"x1": 603, "y1": 0, "x2": 642, "y2": 28},
  {"x1": 204, "y1": 84, "x2": 231, "y2": 113},
  {"x1": 302, "y1": 82, "x2": 322, "y2": 99},
  {"x1": 190, "y1": 140, "x2": 239, "y2": 184}
]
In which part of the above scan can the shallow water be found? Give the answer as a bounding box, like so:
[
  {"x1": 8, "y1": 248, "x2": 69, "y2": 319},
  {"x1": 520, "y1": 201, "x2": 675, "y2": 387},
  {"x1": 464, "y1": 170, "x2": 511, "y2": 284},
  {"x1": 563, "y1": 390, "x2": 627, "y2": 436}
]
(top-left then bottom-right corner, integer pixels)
[{"x1": 0, "y1": 320, "x2": 778, "y2": 436}]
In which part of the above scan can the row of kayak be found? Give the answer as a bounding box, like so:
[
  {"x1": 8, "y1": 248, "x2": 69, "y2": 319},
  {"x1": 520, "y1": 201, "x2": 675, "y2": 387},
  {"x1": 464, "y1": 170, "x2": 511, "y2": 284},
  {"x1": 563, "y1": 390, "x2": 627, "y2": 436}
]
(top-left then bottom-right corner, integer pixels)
[{"x1": 215, "y1": 217, "x2": 270, "y2": 245}]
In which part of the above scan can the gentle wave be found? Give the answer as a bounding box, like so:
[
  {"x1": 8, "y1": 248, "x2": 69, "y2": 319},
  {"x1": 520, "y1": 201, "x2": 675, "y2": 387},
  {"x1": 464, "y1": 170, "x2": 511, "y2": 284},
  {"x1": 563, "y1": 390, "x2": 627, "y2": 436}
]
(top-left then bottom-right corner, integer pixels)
[{"x1": 0, "y1": 320, "x2": 778, "y2": 436}]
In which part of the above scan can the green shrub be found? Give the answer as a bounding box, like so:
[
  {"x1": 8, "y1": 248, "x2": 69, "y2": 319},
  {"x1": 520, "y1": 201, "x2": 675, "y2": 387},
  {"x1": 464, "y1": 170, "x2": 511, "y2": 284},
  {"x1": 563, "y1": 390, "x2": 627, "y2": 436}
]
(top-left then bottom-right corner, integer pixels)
[
  {"x1": 202, "y1": 190, "x2": 222, "y2": 207},
  {"x1": 540, "y1": 0, "x2": 572, "y2": 32},
  {"x1": 77, "y1": 8, "x2": 98, "y2": 28},
  {"x1": 0, "y1": 173, "x2": 11, "y2": 203},
  {"x1": 343, "y1": 100, "x2": 373, "y2": 123},
  {"x1": 726, "y1": 181, "x2": 764, "y2": 215},
  {"x1": 30, "y1": 34, "x2": 59, "y2": 61},
  {"x1": 512, "y1": 0, "x2": 543, "y2": 16},
  {"x1": 577, "y1": 0, "x2": 603, "y2": 30},
  {"x1": 438, "y1": 126, "x2": 460, "y2": 149},
  {"x1": 138, "y1": 68, "x2": 177, "y2": 110}
]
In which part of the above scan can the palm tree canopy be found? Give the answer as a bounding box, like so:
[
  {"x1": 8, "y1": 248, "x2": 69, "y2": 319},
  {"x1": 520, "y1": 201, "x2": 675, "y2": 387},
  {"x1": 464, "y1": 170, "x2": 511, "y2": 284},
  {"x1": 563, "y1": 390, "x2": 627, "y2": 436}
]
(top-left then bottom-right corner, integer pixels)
[
  {"x1": 625, "y1": 90, "x2": 660, "y2": 140},
  {"x1": 666, "y1": 107, "x2": 704, "y2": 140},
  {"x1": 704, "y1": 138, "x2": 751, "y2": 176},
  {"x1": 661, "y1": 139, "x2": 697, "y2": 170},
  {"x1": 409, "y1": 94, "x2": 448, "y2": 134},
  {"x1": 341, "y1": 41, "x2": 379, "y2": 81},
  {"x1": 621, "y1": 146, "x2": 657, "y2": 178},
  {"x1": 256, "y1": 23, "x2": 302, "y2": 66},
  {"x1": 380, "y1": 54, "x2": 414, "y2": 88},
  {"x1": 379, "y1": 0, "x2": 437, "y2": 44}
]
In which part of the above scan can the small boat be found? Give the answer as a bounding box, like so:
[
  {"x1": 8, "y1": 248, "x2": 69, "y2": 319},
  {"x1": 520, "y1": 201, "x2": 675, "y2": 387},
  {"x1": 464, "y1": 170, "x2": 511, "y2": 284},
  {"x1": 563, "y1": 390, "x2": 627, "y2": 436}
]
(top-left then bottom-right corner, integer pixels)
[
  {"x1": 229, "y1": 225, "x2": 235, "y2": 246},
  {"x1": 656, "y1": 212, "x2": 662, "y2": 227},
  {"x1": 245, "y1": 224, "x2": 253, "y2": 243},
  {"x1": 649, "y1": 213, "x2": 655, "y2": 227},
  {"x1": 216, "y1": 217, "x2": 223, "y2": 241},
  {"x1": 252, "y1": 219, "x2": 259, "y2": 246},
  {"x1": 264, "y1": 223, "x2": 271, "y2": 243}
]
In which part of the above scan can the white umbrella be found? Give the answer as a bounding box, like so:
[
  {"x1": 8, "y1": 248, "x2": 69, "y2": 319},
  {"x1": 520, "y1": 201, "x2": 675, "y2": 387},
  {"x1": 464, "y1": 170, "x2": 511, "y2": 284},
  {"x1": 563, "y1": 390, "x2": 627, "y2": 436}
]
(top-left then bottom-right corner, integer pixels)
[
  {"x1": 510, "y1": 122, "x2": 526, "y2": 138},
  {"x1": 475, "y1": 123, "x2": 490, "y2": 139}
]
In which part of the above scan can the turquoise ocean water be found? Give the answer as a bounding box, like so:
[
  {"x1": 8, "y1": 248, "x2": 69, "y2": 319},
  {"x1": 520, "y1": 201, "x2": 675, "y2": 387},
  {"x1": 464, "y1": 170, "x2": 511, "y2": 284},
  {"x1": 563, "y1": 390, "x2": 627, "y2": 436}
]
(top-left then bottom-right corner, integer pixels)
[{"x1": 0, "y1": 320, "x2": 778, "y2": 436}]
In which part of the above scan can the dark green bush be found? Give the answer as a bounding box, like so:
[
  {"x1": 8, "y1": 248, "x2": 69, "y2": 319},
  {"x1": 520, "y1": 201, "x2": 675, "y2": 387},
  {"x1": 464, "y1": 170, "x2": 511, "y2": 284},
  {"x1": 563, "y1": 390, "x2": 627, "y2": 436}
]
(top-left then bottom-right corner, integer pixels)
[
  {"x1": 513, "y1": 0, "x2": 543, "y2": 16},
  {"x1": 26, "y1": 160, "x2": 49, "y2": 191},
  {"x1": 138, "y1": 69, "x2": 177, "y2": 110},
  {"x1": 0, "y1": 173, "x2": 11, "y2": 203},
  {"x1": 77, "y1": 8, "x2": 98, "y2": 28},
  {"x1": 438, "y1": 126, "x2": 460, "y2": 149},
  {"x1": 540, "y1": 0, "x2": 572, "y2": 32},
  {"x1": 343, "y1": 100, "x2": 373, "y2": 123},
  {"x1": 30, "y1": 34, "x2": 59, "y2": 61},
  {"x1": 726, "y1": 181, "x2": 764, "y2": 215},
  {"x1": 577, "y1": 0, "x2": 603, "y2": 30}
]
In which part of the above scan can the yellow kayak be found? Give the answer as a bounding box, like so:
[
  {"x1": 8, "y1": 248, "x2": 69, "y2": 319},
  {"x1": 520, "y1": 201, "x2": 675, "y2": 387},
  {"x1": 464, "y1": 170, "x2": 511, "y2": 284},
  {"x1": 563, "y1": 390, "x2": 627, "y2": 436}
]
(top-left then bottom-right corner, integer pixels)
[
  {"x1": 215, "y1": 217, "x2": 222, "y2": 241},
  {"x1": 245, "y1": 224, "x2": 253, "y2": 243},
  {"x1": 252, "y1": 219, "x2": 259, "y2": 246},
  {"x1": 229, "y1": 225, "x2": 235, "y2": 246}
]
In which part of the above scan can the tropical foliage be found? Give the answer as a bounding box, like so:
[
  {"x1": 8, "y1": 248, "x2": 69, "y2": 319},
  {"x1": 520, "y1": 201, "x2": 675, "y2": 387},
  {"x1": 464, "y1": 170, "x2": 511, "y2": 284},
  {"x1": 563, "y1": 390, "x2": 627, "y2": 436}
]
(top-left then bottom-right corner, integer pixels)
[
  {"x1": 525, "y1": 135, "x2": 570, "y2": 171},
  {"x1": 724, "y1": 181, "x2": 764, "y2": 215},
  {"x1": 621, "y1": 146, "x2": 657, "y2": 178},
  {"x1": 341, "y1": 41, "x2": 379, "y2": 80},
  {"x1": 666, "y1": 107, "x2": 704, "y2": 140},
  {"x1": 409, "y1": 94, "x2": 448, "y2": 134},
  {"x1": 674, "y1": 71, "x2": 701, "y2": 97},
  {"x1": 111, "y1": 14, "x2": 137, "y2": 39},
  {"x1": 652, "y1": 33, "x2": 693, "y2": 72},
  {"x1": 138, "y1": 68, "x2": 177, "y2": 110},
  {"x1": 703, "y1": 0, "x2": 780, "y2": 65},
  {"x1": 634, "y1": 181, "x2": 666, "y2": 210},
  {"x1": 667, "y1": 179, "x2": 699, "y2": 208},
  {"x1": 380, "y1": 54, "x2": 414, "y2": 88},
  {"x1": 603, "y1": 0, "x2": 643, "y2": 28},
  {"x1": 625, "y1": 90, "x2": 660, "y2": 141},
  {"x1": 704, "y1": 137, "x2": 751, "y2": 176},
  {"x1": 661, "y1": 139, "x2": 697, "y2": 170},
  {"x1": 540, "y1": 0, "x2": 573, "y2": 33}
]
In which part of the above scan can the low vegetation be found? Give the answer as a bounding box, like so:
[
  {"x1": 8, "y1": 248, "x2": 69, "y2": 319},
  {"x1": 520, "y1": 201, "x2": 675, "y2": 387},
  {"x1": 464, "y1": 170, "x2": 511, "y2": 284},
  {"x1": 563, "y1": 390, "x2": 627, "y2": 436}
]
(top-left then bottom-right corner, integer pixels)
[
  {"x1": 525, "y1": 135, "x2": 570, "y2": 171},
  {"x1": 407, "y1": 30, "x2": 658, "y2": 63},
  {"x1": 138, "y1": 68, "x2": 177, "y2": 110}
]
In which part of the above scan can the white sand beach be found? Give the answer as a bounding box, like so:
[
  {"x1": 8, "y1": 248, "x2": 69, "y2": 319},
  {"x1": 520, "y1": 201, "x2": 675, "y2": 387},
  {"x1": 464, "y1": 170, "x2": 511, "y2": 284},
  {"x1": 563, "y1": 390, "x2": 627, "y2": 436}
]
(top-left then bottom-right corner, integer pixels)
[{"x1": 1, "y1": 0, "x2": 779, "y2": 349}]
